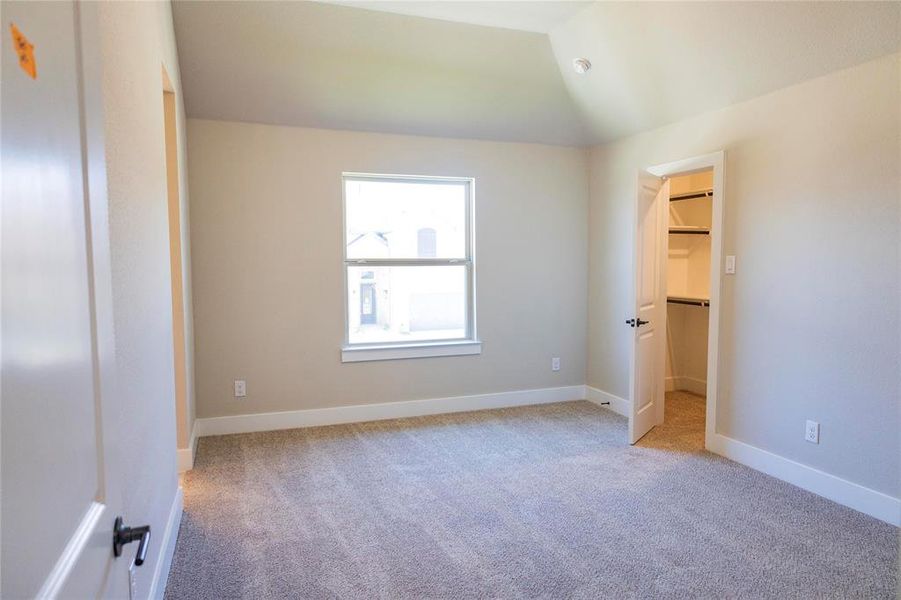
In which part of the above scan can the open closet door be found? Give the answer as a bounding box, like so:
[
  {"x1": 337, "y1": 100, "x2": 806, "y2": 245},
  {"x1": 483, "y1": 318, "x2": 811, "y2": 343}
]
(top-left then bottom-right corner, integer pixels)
[
  {"x1": 628, "y1": 171, "x2": 669, "y2": 443},
  {"x1": 2, "y1": 2, "x2": 129, "y2": 597}
]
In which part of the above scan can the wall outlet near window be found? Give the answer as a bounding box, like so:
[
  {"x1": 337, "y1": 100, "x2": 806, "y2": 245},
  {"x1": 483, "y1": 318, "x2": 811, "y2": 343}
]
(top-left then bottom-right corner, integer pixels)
[
  {"x1": 234, "y1": 379, "x2": 246, "y2": 398},
  {"x1": 551, "y1": 357, "x2": 561, "y2": 372},
  {"x1": 805, "y1": 420, "x2": 819, "y2": 444}
]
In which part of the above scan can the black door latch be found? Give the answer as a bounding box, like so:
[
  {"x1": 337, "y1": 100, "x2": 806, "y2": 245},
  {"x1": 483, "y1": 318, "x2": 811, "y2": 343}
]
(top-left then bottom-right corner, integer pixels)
[
  {"x1": 625, "y1": 318, "x2": 650, "y2": 328},
  {"x1": 113, "y1": 517, "x2": 151, "y2": 566}
]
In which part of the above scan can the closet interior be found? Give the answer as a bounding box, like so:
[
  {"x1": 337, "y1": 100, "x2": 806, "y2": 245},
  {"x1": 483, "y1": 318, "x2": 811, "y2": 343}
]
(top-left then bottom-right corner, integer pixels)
[{"x1": 665, "y1": 170, "x2": 713, "y2": 400}]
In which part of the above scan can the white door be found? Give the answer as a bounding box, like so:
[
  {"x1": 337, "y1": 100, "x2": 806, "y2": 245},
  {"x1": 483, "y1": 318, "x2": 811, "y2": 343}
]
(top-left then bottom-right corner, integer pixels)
[
  {"x1": 2, "y1": 3, "x2": 131, "y2": 598},
  {"x1": 628, "y1": 172, "x2": 669, "y2": 443}
]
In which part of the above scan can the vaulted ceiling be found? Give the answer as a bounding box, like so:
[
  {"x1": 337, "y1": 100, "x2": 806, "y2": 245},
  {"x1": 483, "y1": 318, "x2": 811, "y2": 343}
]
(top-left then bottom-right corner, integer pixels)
[{"x1": 172, "y1": 1, "x2": 901, "y2": 147}]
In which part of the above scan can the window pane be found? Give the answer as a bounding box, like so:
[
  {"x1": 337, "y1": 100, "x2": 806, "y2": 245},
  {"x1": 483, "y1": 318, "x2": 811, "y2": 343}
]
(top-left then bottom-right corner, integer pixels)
[
  {"x1": 345, "y1": 179, "x2": 467, "y2": 259},
  {"x1": 347, "y1": 265, "x2": 467, "y2": 344}
]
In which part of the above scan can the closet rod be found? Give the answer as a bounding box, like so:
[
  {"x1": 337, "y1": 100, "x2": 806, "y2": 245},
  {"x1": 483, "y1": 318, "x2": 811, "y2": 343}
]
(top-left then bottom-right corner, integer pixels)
[
  {"x1": 667, "y1": 297, "x2": 709, "y2": 307},
  {"x1": 669, "y1": 228, "x2": 710, "y2": 235},
  {"x1": 670, "y1": 189, "x2": 712, "y2": 202}
]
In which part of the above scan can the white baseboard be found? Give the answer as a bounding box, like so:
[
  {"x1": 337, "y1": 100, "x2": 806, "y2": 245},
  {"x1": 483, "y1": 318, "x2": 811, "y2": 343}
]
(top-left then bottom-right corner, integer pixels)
[
  {"x1": 148, "y1": 486, "x2": 184, "y2": 600},
  {"x1": 584, "y1": 386, "x2": 630, "y2": 417},
  {"x1": 176, "y1": 424, "x2": 198, "y2": 472},
  {"x1": 190, "y1": 383, "x2": 897, "y2": 526},
  {"x1": 666, "y1": 375, "x2": 707, "y2": 396},
  {"x1": 708, "y1": 433, "x2": 900, "y2": 526},
  {"x1": 195, "y1": 385, "x2": 586, "y2": 437},
  {"x1": 176, "y1": 448, "x2": 192, "y2": 472},
  {"x1": 678, "y1": 376, "x2": 707, "y2": 396}
]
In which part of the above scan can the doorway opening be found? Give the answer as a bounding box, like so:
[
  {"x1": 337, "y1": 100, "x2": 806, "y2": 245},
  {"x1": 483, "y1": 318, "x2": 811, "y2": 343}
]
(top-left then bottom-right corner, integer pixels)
[
  {"x1": 629, "y1": 152, "x2": 724, "y2": 449},
  {"x1": 163, "y1": 68, "x2": 190, "y2": 470},
  {"x1": 661, "y1": 169, "x2": 714, "y2": 449}
]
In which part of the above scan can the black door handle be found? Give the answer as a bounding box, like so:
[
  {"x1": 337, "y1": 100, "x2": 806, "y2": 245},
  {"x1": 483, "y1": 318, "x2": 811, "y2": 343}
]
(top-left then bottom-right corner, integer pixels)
[
  {"x1": 636, "y1": 318, "x2": 649, "y2": 327},
  {"x1": 113, "y1": 517, "x2": 151, "y2": 566}
]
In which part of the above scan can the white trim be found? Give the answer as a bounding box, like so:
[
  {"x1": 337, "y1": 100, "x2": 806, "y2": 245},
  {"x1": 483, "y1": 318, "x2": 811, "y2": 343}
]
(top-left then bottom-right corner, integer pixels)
[
  {"x1": 341, "y1": 172, "x2": 477, "y2": 351},
  {"x1": 664, "y1": 376, "x2": 675, "y2": 392},
  {"x1": 195, "y1": 385, "x2": 584, "y2": 437},
  {"x1": 708, "y1": 434, "x2": 900, "y2": 526},
  {"x1": 585, "y1": 386, "x2": 631, "y2": 417},
  {"x1": 35, "y1": 502, "x2": 106, "y2": 599},
  {"x1": 176, "y1": 423, "x2": 198, "y2": 472},
  {"x1": 176, "y1": 448, "x2": 193, "y2": 473},
  {"x1": 190, "y1": 383, "x2": 899, "y2": 525},
  {"x1": 148, "y1": 486, "x2": 184, "y2": 600},
  {"x1": 341, "y1": 340, "x2": 481, "y2": 362},
  {"x1": 667, "y1": 376, "x2": 707, "y2": 396},
  {"x1": 646, "y1": 150, "x2": 725, "y2": 450},
  {"x1": 586, "y1": 385, "x2": 899, "y2": 525}
]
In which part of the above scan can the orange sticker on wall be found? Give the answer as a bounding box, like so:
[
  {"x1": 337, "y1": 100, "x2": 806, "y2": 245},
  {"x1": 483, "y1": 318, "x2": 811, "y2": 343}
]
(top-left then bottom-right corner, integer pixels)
[{"x1": 10, "y1": 23, "x2": 36, "y2": 79}]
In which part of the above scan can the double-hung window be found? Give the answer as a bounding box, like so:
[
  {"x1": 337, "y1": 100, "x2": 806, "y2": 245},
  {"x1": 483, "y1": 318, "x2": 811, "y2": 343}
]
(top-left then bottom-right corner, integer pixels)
[{"x1": 341, "y1": 173, "x2": 479, "y2": 362}]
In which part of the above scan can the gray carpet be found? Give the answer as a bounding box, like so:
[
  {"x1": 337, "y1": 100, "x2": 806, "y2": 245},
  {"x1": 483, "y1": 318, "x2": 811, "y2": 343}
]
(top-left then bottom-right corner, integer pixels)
[{"x1": 165, "y1": 393, "x2": 898, "y2": 599}]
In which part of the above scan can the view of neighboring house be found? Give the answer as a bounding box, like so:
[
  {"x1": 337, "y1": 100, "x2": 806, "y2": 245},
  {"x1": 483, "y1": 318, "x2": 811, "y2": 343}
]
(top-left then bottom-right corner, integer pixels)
[{"x1": 345, "y1": 178, "x2": 468, "y2": 344}]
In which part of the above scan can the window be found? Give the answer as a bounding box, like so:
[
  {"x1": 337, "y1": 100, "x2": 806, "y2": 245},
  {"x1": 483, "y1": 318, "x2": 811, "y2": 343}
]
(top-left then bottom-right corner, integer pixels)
[{"x1": 342, "y1": 173, "x2": 479, "y2": 362}]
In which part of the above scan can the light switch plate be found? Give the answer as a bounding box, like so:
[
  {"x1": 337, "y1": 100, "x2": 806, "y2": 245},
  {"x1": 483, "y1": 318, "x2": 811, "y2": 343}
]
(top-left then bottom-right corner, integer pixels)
[{"x1": 725, "y1": 255, "x2": 736, "y2": 274}]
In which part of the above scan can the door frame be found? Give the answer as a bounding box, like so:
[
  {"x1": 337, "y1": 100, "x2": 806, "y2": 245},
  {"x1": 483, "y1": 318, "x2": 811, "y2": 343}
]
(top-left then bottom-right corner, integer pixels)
[
  {"x1": 162, "y1": 66, "x2": 193, "y2": 472},
  {"x1": 644, "y1": 150, "x2": 725, "y2": 449}
]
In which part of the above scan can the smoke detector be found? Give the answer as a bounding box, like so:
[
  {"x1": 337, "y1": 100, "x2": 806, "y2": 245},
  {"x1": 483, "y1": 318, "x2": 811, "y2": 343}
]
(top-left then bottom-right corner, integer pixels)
[{"x1": 572, "y1": 58, "x2": 592, "y2": 74}]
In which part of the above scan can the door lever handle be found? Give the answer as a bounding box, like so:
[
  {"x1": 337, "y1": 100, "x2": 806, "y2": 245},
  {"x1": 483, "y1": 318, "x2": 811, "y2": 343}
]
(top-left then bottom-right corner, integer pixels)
[
  {"x1": 626, "y1": 318, "x2": 650, "y2": 328},
  {"x1": 113, "y1": 517, "x2": 151, "y2": 566}
]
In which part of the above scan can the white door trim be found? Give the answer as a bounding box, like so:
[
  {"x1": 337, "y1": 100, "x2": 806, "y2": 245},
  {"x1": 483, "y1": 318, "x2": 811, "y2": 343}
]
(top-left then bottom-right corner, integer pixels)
[
  {"x1": 646, "y1": 151, "x2": 725, "y2": 451},
  {"x1": 147, "y1": 487, "x2": 184, "y2": 600}
]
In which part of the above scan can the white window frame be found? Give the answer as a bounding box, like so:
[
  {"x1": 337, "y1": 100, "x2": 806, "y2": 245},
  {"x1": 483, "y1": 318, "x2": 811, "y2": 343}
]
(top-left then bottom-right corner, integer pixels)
[{"x1": 341, "y1": 172, "x2": 480, "y2": 362}]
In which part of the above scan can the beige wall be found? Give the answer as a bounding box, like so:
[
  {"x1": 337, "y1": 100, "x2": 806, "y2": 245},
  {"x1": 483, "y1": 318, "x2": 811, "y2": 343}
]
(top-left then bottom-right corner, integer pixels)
[
  {"x1": 665, "y1": 303, "x2": 709, "y2": 393},
  {"x1": 97, "y1": 2, "x2": 194, "y2": 595},
  {"x1": 188, "y1": 120, "x2": 589, "y2": 419},
  {"x1": 588, "y1": 54, "x2": 900, "y2": 496}
]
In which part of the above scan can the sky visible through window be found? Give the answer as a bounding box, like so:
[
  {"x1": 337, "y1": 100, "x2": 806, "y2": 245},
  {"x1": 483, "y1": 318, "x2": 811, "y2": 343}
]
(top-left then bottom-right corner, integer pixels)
[{"x1": 346, "y1": 180, "x2": 465, "y2": 259}]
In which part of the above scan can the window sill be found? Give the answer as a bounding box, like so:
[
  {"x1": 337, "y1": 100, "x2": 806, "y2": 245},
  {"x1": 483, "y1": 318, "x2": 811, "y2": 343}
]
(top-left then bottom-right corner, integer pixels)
[{"x1": 341, "y1": 340, "x2": 482, "y2": 363}]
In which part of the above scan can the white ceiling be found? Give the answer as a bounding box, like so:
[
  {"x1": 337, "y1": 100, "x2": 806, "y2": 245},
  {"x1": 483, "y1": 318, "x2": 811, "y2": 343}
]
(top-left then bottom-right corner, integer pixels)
[
  {"x1": 172, "y1": 1, "x2": 588, "y2": 146},
  {"x1": 551, "y1": 1, "x2": 901, "y2": 143},
  {"x1": 172, "y1": 1, "x2": 901, "y2": 147},
  {"x1": 312, "y1": 1, "x2": 593, "y2": 33}
]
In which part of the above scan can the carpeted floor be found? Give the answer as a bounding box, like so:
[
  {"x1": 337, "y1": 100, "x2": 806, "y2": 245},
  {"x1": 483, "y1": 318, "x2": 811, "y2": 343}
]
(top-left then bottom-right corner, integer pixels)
[{"x1": 165, "y1": 392, "x2": 898, "y2": 599}]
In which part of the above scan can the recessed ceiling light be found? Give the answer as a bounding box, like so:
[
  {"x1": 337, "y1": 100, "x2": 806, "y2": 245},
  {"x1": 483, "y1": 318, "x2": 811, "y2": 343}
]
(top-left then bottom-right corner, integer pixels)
[{"x1": 573, "y1": 58, "x2": 592, "y2": 74}]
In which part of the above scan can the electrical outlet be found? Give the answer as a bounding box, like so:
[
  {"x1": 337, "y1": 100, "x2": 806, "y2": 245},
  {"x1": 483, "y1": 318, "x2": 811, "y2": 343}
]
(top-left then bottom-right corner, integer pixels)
[
  {"x1": 551, "y1": 357, "x2": 561, "y2": 372},
  {"x1": 234, "y1": 379, "x2": 246, "y2": 398},
  {"x1": 805, "y1": 420, "x2": 819, "y2": 444},
  {"x1": 128, "y1": 561, "x2": 138, "y2": 600}
]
